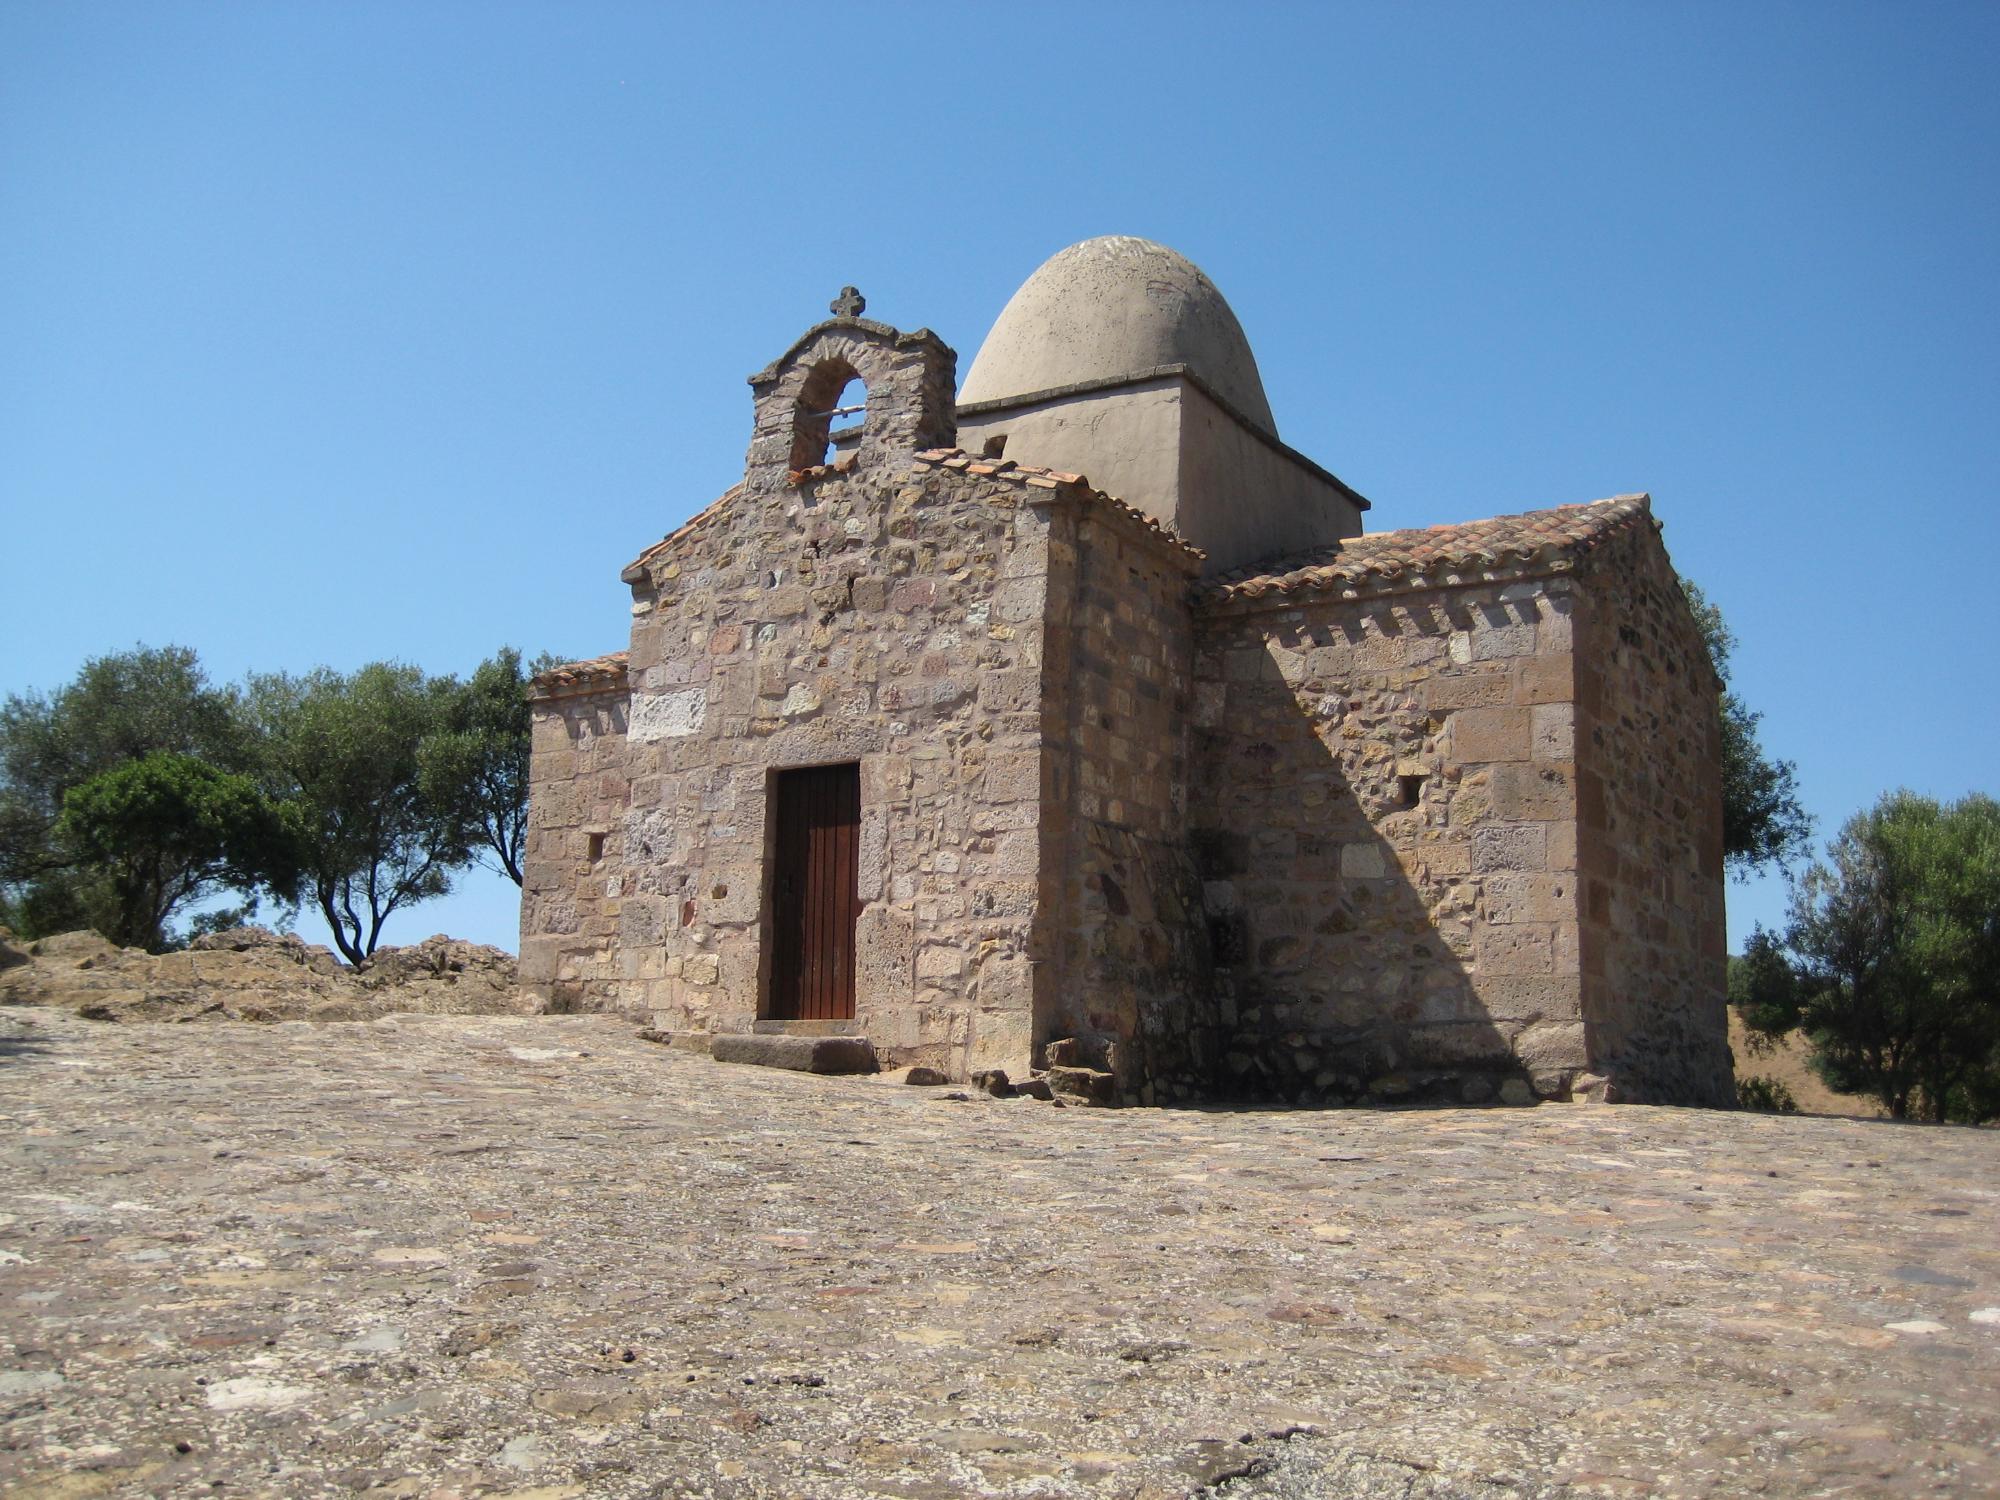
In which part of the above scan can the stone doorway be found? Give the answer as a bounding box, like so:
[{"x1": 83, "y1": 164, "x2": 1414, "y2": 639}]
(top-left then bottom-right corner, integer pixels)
[{"x1": 767, "y1": 762, "x2": 861, "y2": 1021}]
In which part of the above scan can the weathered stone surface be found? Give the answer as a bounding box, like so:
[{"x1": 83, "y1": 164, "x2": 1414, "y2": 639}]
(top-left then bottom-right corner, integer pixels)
[
  {"x1": 711, "y1": 1033, "x2": 878, "y2": 1074},
  {"x1": 1572, "y1": 525, "x2": 1734, "y2": 1107},
  {"x1": 3, "y1": 1008, "x2": 1997, "y2": 1498}
]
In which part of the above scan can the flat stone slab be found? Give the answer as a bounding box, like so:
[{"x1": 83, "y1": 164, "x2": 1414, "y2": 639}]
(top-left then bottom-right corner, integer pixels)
[
  {"x1": 1, "y1": 1006, "x2": 1997, "y2": 1498},
  {"x1": 710, "y1": 1031, "x2": 877, "y2": 1074}
]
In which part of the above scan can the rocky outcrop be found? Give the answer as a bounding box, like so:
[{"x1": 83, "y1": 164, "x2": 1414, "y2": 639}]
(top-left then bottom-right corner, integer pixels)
[{"x1": 0, "y1": 926, "x2": 538, "y2": 1023}]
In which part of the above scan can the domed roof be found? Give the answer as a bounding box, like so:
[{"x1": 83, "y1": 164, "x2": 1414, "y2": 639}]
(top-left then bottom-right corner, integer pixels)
[{"x1": 959, "y1": 236, "x2": 1277, "y2": 434}]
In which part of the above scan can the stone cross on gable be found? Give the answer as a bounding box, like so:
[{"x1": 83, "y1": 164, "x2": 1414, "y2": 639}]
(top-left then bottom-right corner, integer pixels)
[{"x1": 830, "y1": 286, "x2": 866, "y2": 318}]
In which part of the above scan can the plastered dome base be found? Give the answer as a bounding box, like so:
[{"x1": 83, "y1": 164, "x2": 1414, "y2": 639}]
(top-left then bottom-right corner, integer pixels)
[{"x1": 959, "y1": 236, "x2": 1277, "y2": 434}]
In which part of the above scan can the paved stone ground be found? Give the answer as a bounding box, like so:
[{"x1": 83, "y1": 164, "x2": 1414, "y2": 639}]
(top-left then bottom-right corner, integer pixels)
[{"x1": 2, "y1": 1009, "x2": 1997, "y2": 1500}]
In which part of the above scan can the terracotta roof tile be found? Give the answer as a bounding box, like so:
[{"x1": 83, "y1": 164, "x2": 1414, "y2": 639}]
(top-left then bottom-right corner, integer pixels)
[
  {"x1": 785, "y1": 455, "x2": 859, "y2": 485},
  {"x1": 623, "y1": 485, "x2": 746, "y2": 582},
  {"x1": 531, "y1": 650, "x2": 629, "y2": 694},
  {"x1": 1200, "y1": 494, "x2": 1653, "y2": 605},
  {"x1": 912, "y1": 448, "x2": 1204, "y2": 564}
]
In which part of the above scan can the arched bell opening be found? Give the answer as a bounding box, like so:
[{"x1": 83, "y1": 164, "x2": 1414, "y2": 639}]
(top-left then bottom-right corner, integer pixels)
[{"x1": 790, "y1": 358, "x2": 868, "y2": 471}]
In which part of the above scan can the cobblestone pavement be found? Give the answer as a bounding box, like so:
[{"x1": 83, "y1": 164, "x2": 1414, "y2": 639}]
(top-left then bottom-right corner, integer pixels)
[{"x1": 2, "y1": 1008, "x2": 1997, "y2": 1499}]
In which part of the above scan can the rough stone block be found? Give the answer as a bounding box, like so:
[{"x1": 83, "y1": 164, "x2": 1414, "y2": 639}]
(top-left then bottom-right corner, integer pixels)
[
  {"x1": 1451, "y1": 707, "x2": 1531, "y2": 764},
  {"x1": 1532, "y1": 703, "x2": 1574, "y2": 760},
  {"x1": 966, "y1": 1007, "x2": 1033, "y2": 1077},
  {"x1": 1483, "y1": 874, "x2": 1575, "y2": 925},
  {"x1": 915, "y1": 945, "x2": 964, "y2": 982},
  {"x1": 1514, "y1": 1020, "x2": 1587, "y2": 1075},
  {"x1": 531, "y1": 749, "x2": 576, "y2": 785},
  {"x1": 1546, "y1": 821, "x2": 1578, "y2": 872},
  {"x1": 1489, "y1": 762, "x2": 1573, "y2": 822},
  {"x1": 1339, "y1": 843, "x2": 1386, "y2": 879},
  {"x1": 983, "y1": 749, "x2": 1041, "y2": 803},
  {"x1": 991, "y1": 830, "x2": 1040, "y2": 879},
  {"x1": 1513, "y1": 654, "x2": 1574, "y2": 705},
  {"x1": 1047, "y1": 1065, "x2": 1117, "y2": 1104},
  {"x1": 711, "y1": 1034, "x2": 879, "y2": 1074},
  {"x1": 1422, "y1": 840, "x2": 1472, "y2": 875},
  {"x1": 972, "y1": 950, "x2": 1034, "y2": 1009},
  {"x1": 1537, "y1": 600, "x2": 1575, "y2": 653},
  {"x1": 1477, "y1": 974, "x2": 1584, "y2": 1023},
  {"x1": 976, "y1": 672, "x2": 1038, "y2": 714},
  {"x1": 1470, "y1": 824, "x2": 1547, "y2": 874},
  {"x1": 1402, "y1": 1021, "x2": 1512, "y2": 1066},
  {"x1": 629, "y1": 688, "x2": 707, "y2": 742},
  {"x1": 619, "y1": 895, "x2": 668, "y2": 947},
  {"x1": 1475, "y1": 922, "x2": 1555, "y2": 976},
  {"x1": 1426, "y1": 672, "x2": 1511, "y2": 710},
  {"x1": 1472, "y1": 622, "x2": 1538, "y2": 660}
]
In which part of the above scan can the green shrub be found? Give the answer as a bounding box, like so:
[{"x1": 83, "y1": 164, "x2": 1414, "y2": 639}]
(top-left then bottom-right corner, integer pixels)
[{"x1": 1737, "y1": 1075, "x2": 1798, "y2": 1113}]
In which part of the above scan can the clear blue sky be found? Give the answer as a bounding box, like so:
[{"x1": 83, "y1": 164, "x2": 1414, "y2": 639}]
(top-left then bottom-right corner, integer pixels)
[{"x1": 4, "y1": 2, "x2": 1995, "y2": 957}]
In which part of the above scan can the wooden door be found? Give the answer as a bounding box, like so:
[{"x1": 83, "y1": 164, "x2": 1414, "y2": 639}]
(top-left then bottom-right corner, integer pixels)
[{"x1": 768, "y1": 763, "x2": 860, "y2": 1021}]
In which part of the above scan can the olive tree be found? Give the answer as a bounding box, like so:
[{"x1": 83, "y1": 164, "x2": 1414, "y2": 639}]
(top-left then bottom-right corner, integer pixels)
[
  {"x1": 0, "y1": 645, "x2": 256, "y2": 942},
  {"x1": 1738, "y1": 790, "x2": 2000, "y2": 1123},
  {"x1": 56, "y1": 753, "x2": 300, "y2": 951},
  {"x1": 249, "y1": 663, "x2": 475, "y2": 964}
]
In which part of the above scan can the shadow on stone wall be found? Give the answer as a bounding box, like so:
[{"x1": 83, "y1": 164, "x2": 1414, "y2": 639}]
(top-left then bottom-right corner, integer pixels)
[{"x1": 1188, "y1": 648, "x2": 1537, "y2": 1109}]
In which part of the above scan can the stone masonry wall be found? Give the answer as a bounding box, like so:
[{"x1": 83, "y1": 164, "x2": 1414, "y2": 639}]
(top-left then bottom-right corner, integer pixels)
[
  {"x1": 520, "y1": 681, "x2": 631, "y2": 1014},
  {"x1": 1572, "y1": 528, "x2": 1734, "y2": 1106},
  {"x1": 1041, "y1": 507, "x2": 1209, "y2": 1103},
  {"x1": 1189, "y1": 574, "x2": 1588, "y2": 1104},
  {"x1": 617, "y1": 457, "x2": 1055, "y2": 1080}
]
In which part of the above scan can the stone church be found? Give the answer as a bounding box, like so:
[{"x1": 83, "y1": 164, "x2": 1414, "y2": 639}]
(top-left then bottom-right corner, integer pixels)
[{"x1": 521, "y1": 236, "x2": 1735, "y2": 1109}]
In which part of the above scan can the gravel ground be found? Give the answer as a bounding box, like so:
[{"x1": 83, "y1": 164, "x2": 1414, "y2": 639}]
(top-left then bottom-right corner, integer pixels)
[{"x1": 2, "y1": 1006, "x2": 1996, "y2": 1499}]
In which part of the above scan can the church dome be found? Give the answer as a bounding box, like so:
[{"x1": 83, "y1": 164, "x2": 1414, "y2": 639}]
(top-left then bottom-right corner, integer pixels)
[{"x1": 959, "y1": 236, "x2": 1277, "y2": 435}]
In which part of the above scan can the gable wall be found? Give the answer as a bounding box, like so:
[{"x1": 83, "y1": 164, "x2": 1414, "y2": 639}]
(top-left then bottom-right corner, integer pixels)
[
  {"x1": 1572, "y1": 529, "x2": 1734, "y2": 1105},
  {"x1": 1189, "y1": 575, "x2": 1588, "y2": 1104},
  {"x1": 616, "y1": 462, "x2": 1056, "y2": 1078}
]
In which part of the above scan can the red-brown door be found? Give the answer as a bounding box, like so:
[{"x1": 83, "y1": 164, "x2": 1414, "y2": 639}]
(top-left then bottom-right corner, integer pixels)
[{"x1": 768, "y1": 763, "x2": 860, "y2": 1021}]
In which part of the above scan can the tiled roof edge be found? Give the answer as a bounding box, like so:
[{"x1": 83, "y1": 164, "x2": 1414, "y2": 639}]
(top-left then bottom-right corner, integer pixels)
[
  {"x1": 912, "y1": 448, "x2": 1206, "y2": 567},
  {"x1": 528, "y1": 650, "x2": 630, "y2": 699},
  {"x1": 622, "y1": 486, "x2": 746, "y2": 584},
  {"x1": 1197, "y1": 495, "x2": 1654, "y2": 610}
]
